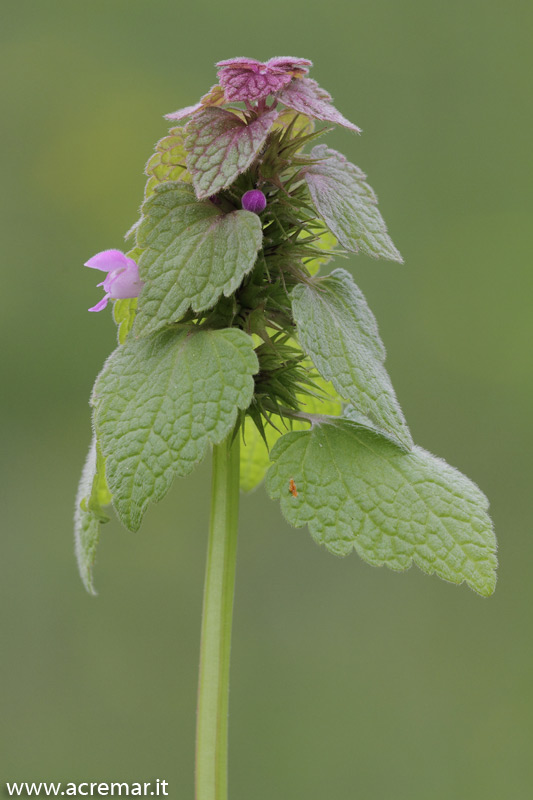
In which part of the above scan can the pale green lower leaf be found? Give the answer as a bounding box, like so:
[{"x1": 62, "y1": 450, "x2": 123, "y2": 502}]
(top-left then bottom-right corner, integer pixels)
[
  {"x1": 74, "y1": 437, "x2": 112, "y2": 595},
  {"x1": 266, "y1": 420, "x2": 497, "y2": 596},
  {"x1": 93, "y1": 326, "x2": 258, "y2": 531},
  {"x1": 113, "y1": 298, "x2": 137, "y2": 345}
]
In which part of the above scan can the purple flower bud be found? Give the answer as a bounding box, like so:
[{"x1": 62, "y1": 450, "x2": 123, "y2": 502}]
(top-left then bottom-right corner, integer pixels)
[
  {"x1": 85, "y1": 249, "x2": 144, "y2": 313},
  {"x1": 241, "y1": 189, "x2": 267, "y2": 214}
]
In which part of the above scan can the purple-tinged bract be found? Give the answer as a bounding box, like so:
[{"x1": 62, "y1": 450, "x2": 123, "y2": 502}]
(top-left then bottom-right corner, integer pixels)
[
  {"x1": 277, "y1": 78, "x2": 361, "y2": 133},
  {"x1": 165, "y1": 84, "x2": 226, "y2": 122},
  {"x1": 241, "y1": 189, "x2": 267, "y2": 214},
  {"x1": 216, "y1": 56, "x2": 312, "y2": 103},
  {"x1": 165, "y1": 56, "x2": 360, "y2": 135}
]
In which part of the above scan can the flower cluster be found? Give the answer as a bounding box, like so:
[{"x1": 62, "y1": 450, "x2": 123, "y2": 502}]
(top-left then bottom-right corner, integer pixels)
[{"x1": 84, "y1": 56, "x2": 361, "y2": 312}]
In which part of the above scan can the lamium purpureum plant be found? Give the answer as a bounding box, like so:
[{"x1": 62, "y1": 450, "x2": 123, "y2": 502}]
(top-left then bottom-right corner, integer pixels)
[{"x1": 75, "y1": 56, "x2": 497, "y2": 799}]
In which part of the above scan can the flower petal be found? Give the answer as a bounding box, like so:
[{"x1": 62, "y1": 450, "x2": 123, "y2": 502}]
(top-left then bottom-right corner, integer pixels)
[
  {"x1": 88, "y1": 294, "x2": 111, "y2": 312},
  {"x1": 84, "y1": 249, "x2": 130, "y2": 272},
  {"x1": 106, "y1": 260, "x2": 144, "y2": 300}
]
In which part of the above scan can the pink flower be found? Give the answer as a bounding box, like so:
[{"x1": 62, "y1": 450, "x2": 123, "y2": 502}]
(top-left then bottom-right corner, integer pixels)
[
  {"x1": 85, "y1": 249, "x2": 144, "y2": 312},
  {"x1": 216, "y1": 56, "x2": 312, "y2": 102}
]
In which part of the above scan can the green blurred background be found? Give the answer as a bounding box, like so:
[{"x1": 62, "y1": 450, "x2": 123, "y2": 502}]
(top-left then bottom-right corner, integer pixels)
[{"x1": 2, "y1": 1, "x2": 531, "y2": 797}]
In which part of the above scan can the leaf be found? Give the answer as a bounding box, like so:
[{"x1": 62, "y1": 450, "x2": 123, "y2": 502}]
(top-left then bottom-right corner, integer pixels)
[
  {"x1": 291, "y1": 269, "x2": 412, "y2": 448},
  {"x1": 113, "y1": 298, "x2": 137, "y2": 344},
  {"x1": 185, "y1": 107, "x2": 279, "y2": 199},
  {"x1": 134, "y1": 182, "x2": 263, "y2": 337},
  {"x1": 266, "y1": 420, "x2": 497, "y2": 596},
  {"x1": 74, "y1": 438, "x2": 112, "y2": 595},
  {"x1": 277, "y1": 78, "x2": 361, "y2": 133},
  {"x1": 165, "y1": 84, "x2": 226, "y2": 123},
  {"x1": 304, "y1": 145, "x2": 403, "y2": 262},
  {"x1": 240, "y1": 372, "x2": 343, "y2": 492},
  {"x1": 144, "y1": 126, "x2": 190, "y2": 198},
  {"x1": 93, "y1": 326, "x2": 258, "y2": 531}
]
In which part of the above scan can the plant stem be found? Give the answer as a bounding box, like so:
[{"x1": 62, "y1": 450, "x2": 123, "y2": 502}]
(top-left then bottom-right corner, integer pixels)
[{"x1": 195, "y1": 433, "x2": 240, "y2": 800}]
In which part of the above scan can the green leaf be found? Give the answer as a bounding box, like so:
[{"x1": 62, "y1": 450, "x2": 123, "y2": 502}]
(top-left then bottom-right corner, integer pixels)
[
  {"x1": 93, "y1": 326, "x2": 258, "y2": 531},
  {"x1": 134, "y1": 182, "x2": 263, "y2": 337},
  {"x1": 185, "y1": 107, "x2": 279, "y2": 199},
  {"x1": 240, "y1": 372, "x2": 343, "y2": 492},
  {"x1": 113, "y1": 298, "x2": 137, "y2": 345},
  {"x1": 304, "y1": 145, "x2": 403, "y2": 262},
  {"x1": 74, "y1": 438, "x2": 112, "y2": 595},
  {"x1": 292, "y1": 269, "x2": 412, "y2": 448},
  {"x1": 266, "y1": 420, "x2": 497, "y2": 596},
  {"x1": 144, "y1": 126, "x2": 190, "y2": 198}
]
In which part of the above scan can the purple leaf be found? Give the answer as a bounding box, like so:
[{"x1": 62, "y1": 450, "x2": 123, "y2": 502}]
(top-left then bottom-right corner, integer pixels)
[
  {"x1": 165, "y1": 84, "x2": 225, "y2": 122},
  {"x1": 185, "y1": 107, "x2": 279, "y2": 199},
  {"x1": 277, "y1": 77, "x2": 361, "y2": 133},
  {"x1": 216, "y1": 56, "x2": 311, "y2": 102}
]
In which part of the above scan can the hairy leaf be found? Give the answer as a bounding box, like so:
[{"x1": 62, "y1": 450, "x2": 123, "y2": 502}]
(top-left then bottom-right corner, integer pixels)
[
  {"x1": 277, "y1": 78, "x2": 361, "y2": 133},
  {"x1": 134, "y1": 183, "x2": 262, "y2": 336},
  {"x1": 144, "y1": 126, "x2": 189, "y2": 198},
  {"x1": 74, "y1": 438, "x2": 112, "y2": 595},
  {"x1": 292, "y1": 269, "x2": 412, "y2": 448},
  {"x1": 185, "y1": 107, "x2": 279, "y2": 199},
  {"x1": 266, "y1": 420, "x2": 497, "y2": 596},
  {"x1": 93, "y1": 327, "x2": 258, "y2": 531},
  {"x1": 113, "y1": 298, "x2": 137, "y2": 345},
  {"x1": 165, "y1": 84, "x2": 227, "y2": 123},
  {"x1": 304, "y1": 145, "x2": 403, "y2": 262}
]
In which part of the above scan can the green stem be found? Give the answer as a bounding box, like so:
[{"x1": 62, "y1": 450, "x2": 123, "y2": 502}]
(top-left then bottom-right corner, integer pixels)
[{"x1": 195, "y1": 433, "x2": 240, "y2": 800}]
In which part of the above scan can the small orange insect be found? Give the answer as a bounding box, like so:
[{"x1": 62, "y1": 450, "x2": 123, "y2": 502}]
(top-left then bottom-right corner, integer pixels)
[{"x1": 289, "y1": 478, "x2": 298, "y2": 498}]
